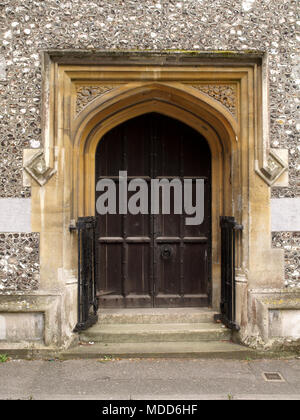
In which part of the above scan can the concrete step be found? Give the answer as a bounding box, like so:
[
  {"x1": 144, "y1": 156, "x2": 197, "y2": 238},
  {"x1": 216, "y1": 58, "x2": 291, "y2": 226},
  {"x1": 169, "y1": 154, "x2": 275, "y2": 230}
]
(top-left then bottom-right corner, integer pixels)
[
  {"x1": 79, "y1": 322, "x2": 231, "y2": 343},
  {"x1": 61, "y1": 341, "x2": 254, "y2": 360},
  {"x1": 98, "y1": 308, "x2": 218, "y2": 324}
]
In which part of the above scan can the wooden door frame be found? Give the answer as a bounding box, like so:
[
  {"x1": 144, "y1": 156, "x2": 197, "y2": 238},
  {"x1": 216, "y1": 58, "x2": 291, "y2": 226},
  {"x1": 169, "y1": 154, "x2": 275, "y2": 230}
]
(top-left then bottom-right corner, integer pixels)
[
  {"x1": 94, "y1": 113, "x2": 212, "y2": 308},
  {"x1": 79, "y1": 96, "x2": 227, "y2": 311}
]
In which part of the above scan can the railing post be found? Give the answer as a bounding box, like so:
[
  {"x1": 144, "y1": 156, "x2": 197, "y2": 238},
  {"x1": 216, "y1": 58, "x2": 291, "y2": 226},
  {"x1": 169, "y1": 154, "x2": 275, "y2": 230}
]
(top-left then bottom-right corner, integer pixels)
[
  {"x1": 70, "y1": 217, "x2": 98, "y2": 332},
  {"x1": 219, "y1": 216, "x2": 243, "y2": 331}
]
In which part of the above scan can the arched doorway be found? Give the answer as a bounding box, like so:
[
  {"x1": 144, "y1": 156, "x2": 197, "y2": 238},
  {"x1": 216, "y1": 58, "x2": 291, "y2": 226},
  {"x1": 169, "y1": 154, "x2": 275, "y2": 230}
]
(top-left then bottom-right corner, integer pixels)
[
  {"x1": 95, "y1": 113, "x2": 212, "y2": 308},
  {"x1": 23, "y1": 54, "x2": 287, "y2": 349}
]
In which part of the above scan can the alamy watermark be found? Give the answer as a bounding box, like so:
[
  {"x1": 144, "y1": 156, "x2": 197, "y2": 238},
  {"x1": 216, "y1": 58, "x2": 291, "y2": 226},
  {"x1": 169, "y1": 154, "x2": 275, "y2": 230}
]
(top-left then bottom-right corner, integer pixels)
[{"x1": 96, "y1": 171, "x2": 205, "y2": 226}]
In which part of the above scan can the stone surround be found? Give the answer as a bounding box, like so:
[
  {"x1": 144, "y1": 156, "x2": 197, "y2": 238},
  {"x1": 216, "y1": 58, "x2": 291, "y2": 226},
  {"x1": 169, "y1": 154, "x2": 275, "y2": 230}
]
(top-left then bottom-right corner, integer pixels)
[{"x1": 0, "y1": 0, "x2": 299, "y2": 293}]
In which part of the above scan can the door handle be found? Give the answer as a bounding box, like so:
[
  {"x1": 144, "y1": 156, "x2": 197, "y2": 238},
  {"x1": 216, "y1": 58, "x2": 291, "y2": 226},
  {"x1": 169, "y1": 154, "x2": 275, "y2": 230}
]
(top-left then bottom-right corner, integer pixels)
[{"x1": 161, "y1": 245, "x2": 173, "y2": 259}]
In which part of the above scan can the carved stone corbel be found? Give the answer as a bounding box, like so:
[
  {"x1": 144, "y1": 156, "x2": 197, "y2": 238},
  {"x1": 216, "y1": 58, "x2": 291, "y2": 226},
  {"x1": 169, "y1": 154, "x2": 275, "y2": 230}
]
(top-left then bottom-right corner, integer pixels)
[
  {"x1": 24, "y1": 151, "x2": 56, "y2": 186},
  {"x1": 255, "y1": 150, "x2": 288, "y2": 186}
]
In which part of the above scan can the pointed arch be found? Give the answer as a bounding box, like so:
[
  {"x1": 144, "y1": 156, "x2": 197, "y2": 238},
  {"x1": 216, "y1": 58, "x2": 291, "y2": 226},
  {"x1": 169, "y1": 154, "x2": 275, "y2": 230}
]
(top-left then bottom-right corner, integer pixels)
[{"x1": 72, "y1": 83, "x2": 238, "y2": 220}]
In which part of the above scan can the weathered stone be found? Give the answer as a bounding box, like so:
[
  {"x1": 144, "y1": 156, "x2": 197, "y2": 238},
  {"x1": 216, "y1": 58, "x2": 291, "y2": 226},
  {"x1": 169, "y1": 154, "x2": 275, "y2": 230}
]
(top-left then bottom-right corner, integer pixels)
[
  {"x1": 0, "y1": 233, "x2": 39, "y2": 291},
  {"x1": 0, "y1": 0, "x2": 298, "y2": 199},
  {"x1": 271, "y1": 198, "x2": 300, "y2": 232},
  {"x1": 0, "y1": 0, "x2": 299, "y2": 353},
  {"x1": 0, "y1": 198, "x2": 31, "y2": 232},
  {"x1": 0, "y1": 312, "x2": 44, "y2": 342}
]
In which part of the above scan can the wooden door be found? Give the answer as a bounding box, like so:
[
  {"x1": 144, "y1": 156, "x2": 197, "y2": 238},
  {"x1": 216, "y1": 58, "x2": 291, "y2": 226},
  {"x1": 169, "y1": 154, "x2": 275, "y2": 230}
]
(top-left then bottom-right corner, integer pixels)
[{"x1": 95, "y1": 113, "x2": 211, "y2": 308}]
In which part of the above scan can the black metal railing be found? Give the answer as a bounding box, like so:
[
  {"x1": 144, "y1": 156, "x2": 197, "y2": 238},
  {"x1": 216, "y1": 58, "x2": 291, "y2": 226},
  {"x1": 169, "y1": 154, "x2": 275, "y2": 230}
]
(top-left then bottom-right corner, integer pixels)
[
  {"x1": 219, "y1": 216, "x2": 243, "y2": 331},
  {"x1": 70, "y1": 216, "x2": 98, "y2": 332}
]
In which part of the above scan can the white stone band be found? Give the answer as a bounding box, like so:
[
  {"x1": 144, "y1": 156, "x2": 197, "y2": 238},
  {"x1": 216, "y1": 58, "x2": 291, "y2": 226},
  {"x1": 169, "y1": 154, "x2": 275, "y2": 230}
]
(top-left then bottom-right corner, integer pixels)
[
  {"x1": 271, "y1": 198, "x2": 300, "y2": 232},
  {"x1": 0, "y1": 198, "x2": 31, "y2": 232}
]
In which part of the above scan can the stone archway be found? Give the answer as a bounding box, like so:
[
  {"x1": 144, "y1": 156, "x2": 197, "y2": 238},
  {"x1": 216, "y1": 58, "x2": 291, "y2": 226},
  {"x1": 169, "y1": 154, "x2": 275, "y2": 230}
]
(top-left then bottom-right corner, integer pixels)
[
  {"x1": 73, "y1": 84, "x2": 237, "y2": 312},
  {"x1": 23, "y1": 52, "x2": 285, "y2": 348}
]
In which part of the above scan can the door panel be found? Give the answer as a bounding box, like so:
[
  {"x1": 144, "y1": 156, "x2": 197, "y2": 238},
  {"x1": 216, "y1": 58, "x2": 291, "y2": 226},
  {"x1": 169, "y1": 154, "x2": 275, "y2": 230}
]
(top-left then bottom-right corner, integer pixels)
[{"x1": 95, "y1": 113, "x2": 211, "y2": 308}]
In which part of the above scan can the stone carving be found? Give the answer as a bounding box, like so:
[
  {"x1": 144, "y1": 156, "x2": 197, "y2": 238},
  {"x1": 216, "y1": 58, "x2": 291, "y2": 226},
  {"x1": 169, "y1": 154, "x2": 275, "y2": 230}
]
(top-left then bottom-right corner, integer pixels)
[
  {"x1": 258, "y1": 150, "x2": 288, "y2": 186},
  {"x1": 24, "y1": 151, "x2": 56, "y2": 186},
  {"x1": 190, "y1": 84, "x2": 237, "y2": 118},
  {"x1": 76, "y1": 85, "x2": 116, "y2": 114},
  {"x1": 265, "y1": 154, "x2": 283, "y2": 177}
]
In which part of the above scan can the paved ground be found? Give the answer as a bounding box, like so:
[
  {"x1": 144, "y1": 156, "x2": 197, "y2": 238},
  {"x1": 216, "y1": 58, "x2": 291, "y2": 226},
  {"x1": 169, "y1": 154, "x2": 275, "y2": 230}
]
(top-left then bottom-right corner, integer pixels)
[{"x1": 0, "y1": 357, "x2": 300, "y2": 400}]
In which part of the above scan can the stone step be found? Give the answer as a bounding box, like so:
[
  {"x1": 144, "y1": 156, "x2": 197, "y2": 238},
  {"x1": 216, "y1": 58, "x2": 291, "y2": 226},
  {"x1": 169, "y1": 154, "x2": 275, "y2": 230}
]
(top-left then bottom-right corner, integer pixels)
[
  {"x1": 79, "y1": 322, "x2": 231, "y2": 343},
  {"x1": 98, "y1": 308, "x2": 218, "y2": 324},
  {"x1": 61, "y1": 341, "x2": 254, "y2": 360}
]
